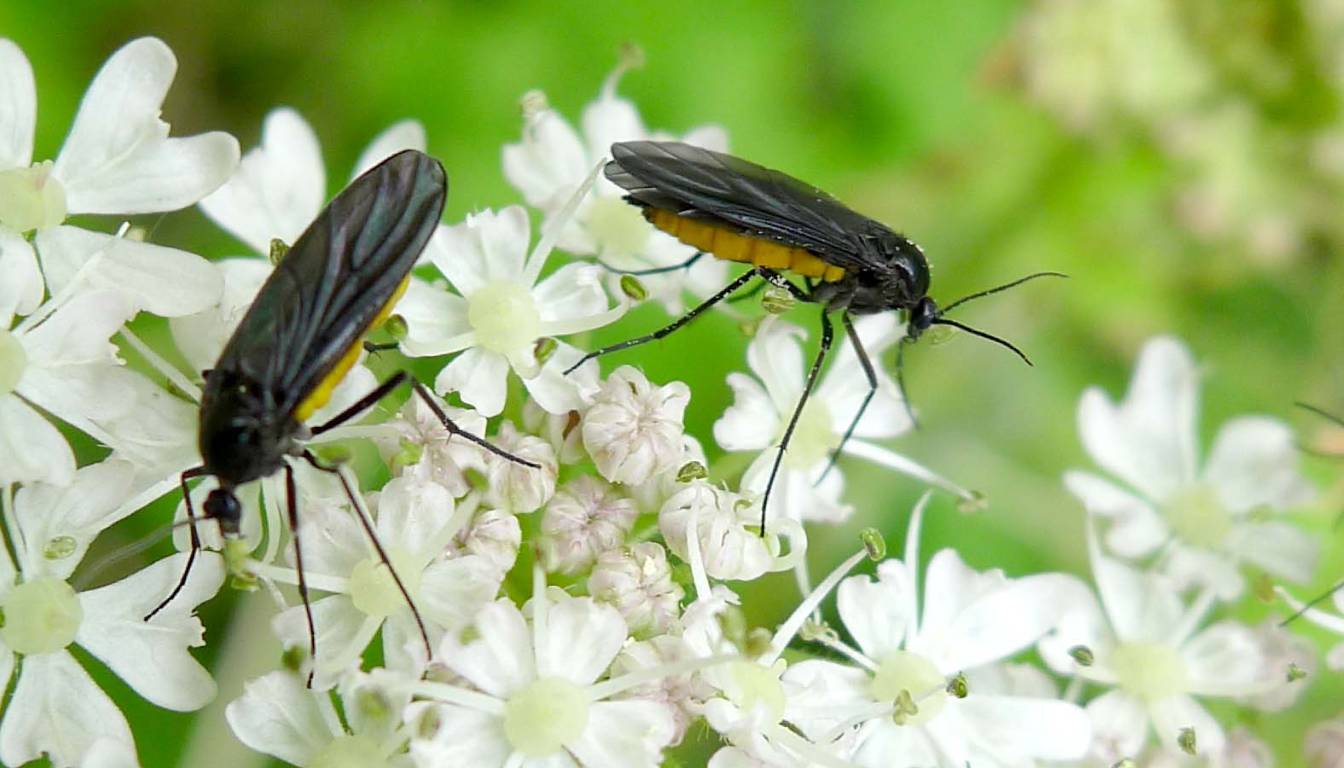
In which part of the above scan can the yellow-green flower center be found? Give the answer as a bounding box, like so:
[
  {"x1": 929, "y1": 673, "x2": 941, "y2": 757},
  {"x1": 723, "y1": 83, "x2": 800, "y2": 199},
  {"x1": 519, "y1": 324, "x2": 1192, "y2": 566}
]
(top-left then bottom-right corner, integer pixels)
[
  {"x1": 0, "y1": 330, "x2": 26, "y2": 396},
  {"x1": 502, "y1": 676, "x2": 590, "y2": 756},
  {"x1": 586, "y1": 195, "x2": 651, "y2": 257},
  {"x1": 1165, "y1": 484, "x2": 1232, "y2": 548},
  {"x1": 725, "y1": 660, "x2": 787, "y2": 721},
  {"x1": 783, "y1": 400, "x2": 838, "y2": 470},
  {"x1": 0, "y1": 577, "x2": 83, "y2": 655},
  {"x1": 0, "y1": 162, "x2": 67, "y2": 233},
  {"x1": 869, "y1": 650, "x2": 947, "y2": 726},
  {"x1": 467, "y1": 280, "x2": 541, "y2": 355},
  {"x1": 1112, "y1": 641, "x2": 1189, "y2": 701},
  {"x1": 307, "y1": 734, "x2": 389, "y2": 768},
  {"x1": 348, "y1": 549, "x2": 421, "y2": 619}
]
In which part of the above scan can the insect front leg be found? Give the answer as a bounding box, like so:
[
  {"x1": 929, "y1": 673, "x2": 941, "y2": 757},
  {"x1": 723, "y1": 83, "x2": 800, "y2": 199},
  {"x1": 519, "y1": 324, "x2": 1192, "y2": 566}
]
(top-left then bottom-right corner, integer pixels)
[{"x1": 143, "y1": 466, "x2": 208, "y2": 621}]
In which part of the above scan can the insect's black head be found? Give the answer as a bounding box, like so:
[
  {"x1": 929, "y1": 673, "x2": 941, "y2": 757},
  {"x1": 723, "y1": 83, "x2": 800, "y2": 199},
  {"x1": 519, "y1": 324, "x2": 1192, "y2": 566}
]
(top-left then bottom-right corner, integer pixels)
[
  {"x1": 905, "y1": 296, "x2": 940, "y2": 341},
  {"x1": 203, "y1": 488, "x2": 243, "y2": 536}
]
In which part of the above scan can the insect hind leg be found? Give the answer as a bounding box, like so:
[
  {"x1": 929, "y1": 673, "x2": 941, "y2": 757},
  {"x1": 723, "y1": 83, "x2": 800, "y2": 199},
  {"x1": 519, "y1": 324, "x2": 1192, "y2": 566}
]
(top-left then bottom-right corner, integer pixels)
[
  {"x1": 563, "y1": 266, "x2": 768, "y2": 375},
  {"x1": 818, "y1": 313, "x2": 876, "y2": 484}
]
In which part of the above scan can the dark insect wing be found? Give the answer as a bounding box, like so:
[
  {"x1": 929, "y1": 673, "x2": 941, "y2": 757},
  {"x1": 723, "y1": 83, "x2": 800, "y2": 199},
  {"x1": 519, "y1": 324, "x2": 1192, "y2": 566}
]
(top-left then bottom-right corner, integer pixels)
[
  {"x1": 606, "y1": 140, "x2": 890, "y2": 271},
  {"x1": 211, "y1": 149, "x2": 447, "y2": 418}
]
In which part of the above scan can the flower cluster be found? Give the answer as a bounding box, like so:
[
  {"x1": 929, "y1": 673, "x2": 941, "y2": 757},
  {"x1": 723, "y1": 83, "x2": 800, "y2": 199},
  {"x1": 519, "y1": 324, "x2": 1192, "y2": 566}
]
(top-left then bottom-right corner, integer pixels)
[{"x1": 0, "y1": 35, "x2": 1339, "y2": 768}]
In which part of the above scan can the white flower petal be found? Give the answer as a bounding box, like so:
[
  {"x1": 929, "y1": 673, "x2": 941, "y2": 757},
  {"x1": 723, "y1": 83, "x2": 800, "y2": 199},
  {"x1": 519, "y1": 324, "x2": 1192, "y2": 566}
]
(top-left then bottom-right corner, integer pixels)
[
  {"x1": 0, "y1": 220, "x2": 42, "y2": 323},
  {"x1": 1182, "y1": 621, "x2": 1266, "y2": 697},
  {"x1": 739, "y1": 451, "x2": 851, "y2": 525},
  {"x1": 914, "y1": 549, "x2": 1005, "y2": 649},
  {"x1": 714, "y1": 372, "x2": 780, "y2": 452},
  {"x1": 76, "y1": 552, "x2": 223, "y2": 710},
  {"x1": 1087, "y1": 521, "x2": 1182, "y2": 642},
  {"x1": 1149, "y1": 694, "x2": 1225, "y2": 754},
  {"x1": 780, "y1": 659, "x2": 871, "y2": 740},
  {"x1": 433, "y1": 207, "x2": 531, "y2": 296},
  {"x1": 1077, "y1": 336, "x2": 1199, "y2": 500},
  {"x1": 436, "y1": 346, "x2": 509, "y2": 417},
  {"x1": 352, "y1": 120, "x2": 426, "y2": 179},
  {"x1": 1063, "y1": 470, "x2": 1167, "y2": 557},
  {"x1": 374, "y1": 476, "x2": 455, "y2": 555},
  {"x1": 36, "y1": 225, "x2": 222, "y2": 316},
  {"x1": 534, "y1": 262, "x2": 608, "y2": 323},
  {"x1": 55, "y1": 40, "x2": 237, "y2": 214},
  {"x1": 1204, "y1": 416, "x2": 1315, "y2": 513},
  {"x1": 1085, "y1": 689, "x2": 1150, "y2": 763},
  {"x1": 168, "y1": 257, "x2": 270, "y2": 372},
  {"x1": 225, "y1": 671, "x2": 329, "y2": 766},
  {"x1": 441, "y1": 599, "x2": 536, "y2": 697},
  {"x1": 0, "y1": 395, "x2": 75, "y2": 486},
  {"x1": 1226, "y1": 521, "x2": 1319, "y2": 585},
  {"x1": 567, "y1": 700, "x2": 676, "y2": 768},
  {"x1": 396, "y1": 277, "x2": 472, "y2": 356},
  {"x1": 937, "y1": 573, "x2": 1094, "y2": 672},
  {"x1": 747, "y1": 317, "x2": 807, "y2": 416},
  {"x1": 272, "y1": 596, "x2": 377, "y2": 688},
  {"x1": 503, "y1": 108, "x2": 590, "y2": 210},
  {"x1": 819, "y1": 313, "x2": 910, "y2": 439},
  {"x1": 836, "y1": 560, "x2": 914, "y2": 661},
  {"x1": 536, "y1": 596, "x2": 627, "y2": 685},
  {"x1": 0, "y1": 39, "x2": 35, "y2": 168},
  {"x1": 199, "y1": 107, "x2": 324, "y2": 252},
  {"x1": 0, "y1": 651, "x2": 134, "y2": 768},
  {"x1": 77, "y1": 737, "x2": 140, "y2": 768},
  {"x1": 408, "y1": 703, "x2": 511, "y2": 767},
  {"x1": 958, "y1": 694, "x2": 1092, "y2": 760},
  {"x1": 581, "y1": 93, "x2": 646, "y2": 162},
  {"x1": 853, "y1": 720, "x2": 939, "y2": 766},
  {"x1": 14, "y1": 459, "x2": 134, "y2": 580},
  {"x1": 522, "y1": 342, "x2": 599, "y2": 415},
  {"x1": 419, "y1": 555, "x2": 504, "y2": 631}
]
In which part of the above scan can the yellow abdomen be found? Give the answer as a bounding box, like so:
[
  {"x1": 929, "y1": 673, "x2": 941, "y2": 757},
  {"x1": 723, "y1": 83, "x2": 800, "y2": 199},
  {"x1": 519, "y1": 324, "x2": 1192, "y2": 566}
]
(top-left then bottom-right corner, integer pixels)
[
  {"x1": 646, "y1": 208, "x2": 846, "y2": 282},
  {"x1": 294, "y1": 274, "x2": 410, "y2": 422}
]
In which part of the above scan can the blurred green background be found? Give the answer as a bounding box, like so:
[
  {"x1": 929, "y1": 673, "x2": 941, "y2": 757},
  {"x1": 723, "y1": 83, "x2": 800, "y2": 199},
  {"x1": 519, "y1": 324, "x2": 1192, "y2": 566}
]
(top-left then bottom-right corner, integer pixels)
[{"x1": 5, "y1": 0, "x2": 1344, "y2": 764}]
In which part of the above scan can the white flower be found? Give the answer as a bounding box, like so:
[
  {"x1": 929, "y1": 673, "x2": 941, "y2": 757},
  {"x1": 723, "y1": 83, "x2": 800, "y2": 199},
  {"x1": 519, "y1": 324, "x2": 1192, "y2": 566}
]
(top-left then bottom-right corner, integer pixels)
[
  {"x1": 0, "y1": 290, "x2": 135, "y2": 486},
  {"x1": 484, "y1": 422, "x2": 558, "y2": 514},
  {"x1": 1145, "y1": 727, "x2": 1273, "y2": 768},
  {"x1": 583, "y1": 366, "x2": 690, "y2": 485},
  {"x1": 502, "y1": 59, "x2": 730, "y2": 312},
  {"x1": 0, "y1": 37, "x2": 234, "y2": 324},
  {"x1": 779, "y1": 497, "x2": 1094, "y2": 768},
  {"x1": 268, "y1": 476, "x2": 504, "y2": 687},
  {"x1": 610, "y1": 634, "x2": 706, "y2": 744},
  {"x1": 1238, "y1": 619, "x2": 1315, "y2": 712},
  {"x1": 227, "y1": 668, "x2": 415, "y2": 767},
  {"x1": 451, "y1": 506, "x2": 522, "y2": 574},
  {"x1": 660, "y1": 481, "x2": 805, "y2": 582},
  {"x1": 378, "y1": 389, "x2": 488, "y2": 497},
  {"x1": 1039, "y1": 521, "x2": 1276, "y2": 762},
  {"x1": 396, "y1": 203, "x2": 624, "y2": 417},
  {"x1": 1065, "y1": 335, "x2": 1317, "y2": 600},
  {"x1": 1308, "y1": 715, "x2": 1344, "y2": 768},
  {"x1": 590, "y1": 542, "x2": 685, "y2": 637},
  {"x1": 405, "y1": 571, "x2": 686, "y2": 767},
  {"x1": 0, "y1": 462, "x2": 222, "y2": 767},
  {"x1": 714, "y1": 315, "x2": 966, "y2": 525},
  {"x1": 540, "y1": 475, "x2": 638, "y2": 573},
  {"x1": 1276, "y1": 587, "x2": 1344, "y2": 671}
]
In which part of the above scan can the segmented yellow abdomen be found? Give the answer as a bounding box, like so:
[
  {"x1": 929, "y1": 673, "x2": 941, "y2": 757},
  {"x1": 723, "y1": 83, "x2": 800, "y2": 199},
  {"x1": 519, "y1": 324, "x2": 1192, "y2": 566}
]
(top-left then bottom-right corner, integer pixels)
[{"x1": 646, "y1": 208, "x2": 845, "y2": 283}]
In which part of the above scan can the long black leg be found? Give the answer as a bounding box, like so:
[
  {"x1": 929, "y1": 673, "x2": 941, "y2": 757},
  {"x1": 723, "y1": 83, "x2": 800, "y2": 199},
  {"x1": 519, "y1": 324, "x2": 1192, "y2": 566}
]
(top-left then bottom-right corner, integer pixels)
[
  {"x1": 597, "y1": 251, "x2": 704, "y2": 276},
  {"x1": 283, "y1": 463, "x2": 319, "y2": 687},
  {"x1": 818, "y1": 313, "x2": 876, "y2": 484},
  {"x1": 302, "y1": 450, "x2": 433, "y2": 663},
  {"x1": 760, "y1": 310, "x2": 834, "y2": 535},
  {"x1": 144, "y1": 466, "x2": 208, "y2": 621},
  {"x1": 310, "y1": 370, "x2": 537, "y2": 468},
  {"x1": 564, "y1": 267, "x2": 767, "y2": 375}
]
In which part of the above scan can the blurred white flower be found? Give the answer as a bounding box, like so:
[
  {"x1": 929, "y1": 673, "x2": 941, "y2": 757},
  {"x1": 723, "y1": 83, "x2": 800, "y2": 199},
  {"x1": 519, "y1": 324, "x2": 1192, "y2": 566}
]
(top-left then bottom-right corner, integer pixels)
[
  {"x1": 590, "y1": 542, "x2": 685, "y2": 637},
  {"x1": 0, "y1": 462, "x2": 222, "y2": 767},
  {"x1": 268, "y1": 476, "x2": 503, "y2": 687},
  {"x1": 227, "y1": 668, "x2": 415, "y2": 767},
  {"x1": 583, "y1": 366, "x2": 690, "y2": 485},
  {"x1": 779, "y1": 496, "x2": 1094, "y2": 768},
  {"x1": 660, "y1": 481, "x2": 805, "y2": 582},
  {"x1": 541, "y1": 475, "x2": 638, "y2": 574},
  {"x1": 378, "y1": 389, "x2": 488, "y2": 497},
  {"x1": 406, "y1": 571, "x2": 687, "y2": 767},
  {"x1": 1277, "y1": 586, "x2": 1344, "y2": 671},
  {"x1": 610, "y1": 634, "x2": 708, "y2": 744},
  {"x1": 502, "y1": 57, "x2": 730, "y2": 312},
  {"x1": 450, "y1": 506, "x2": 522, "y2": 574},
  {"x1": 396, "y1": 203, "x2": 622, "y2": 417},
  {"x1": 1308, "y1": 714, "x2": 1344, "y2": 768},
  {"x1": 1039, "y1": 521, "x2": 1276, "y2": 762},
  {"x1": 0, "y1": 37, "x2": 234, "y2": 324},
  {"x1": 715, "y1": 315, "x2": 967, "y2": 525},
  {"x1": 0, "y1": 290, "x2": 135, "y2": 486},
  {"x1": 1065, "y1": 336, "x2": 1317, "y2": 600}
]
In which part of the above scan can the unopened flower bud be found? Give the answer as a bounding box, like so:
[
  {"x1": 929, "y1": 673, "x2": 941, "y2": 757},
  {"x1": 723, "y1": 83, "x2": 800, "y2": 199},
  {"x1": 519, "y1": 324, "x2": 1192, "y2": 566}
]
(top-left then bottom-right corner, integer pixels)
[
  {"x1": 540, "y1": 476, "x2": 638, "y2": 574},
  {"x1": 591, "y1": 542, "x2": 685, "y2": 637},
  {"x1": 583, "y1": 366, "x2": 689, "y2": 485},
  {"x1": 486, "y1": 422, "x2": 557, "y2": 514},
  {"x1": 461, "y1": 508, "x2": 522, "y2": 573}
]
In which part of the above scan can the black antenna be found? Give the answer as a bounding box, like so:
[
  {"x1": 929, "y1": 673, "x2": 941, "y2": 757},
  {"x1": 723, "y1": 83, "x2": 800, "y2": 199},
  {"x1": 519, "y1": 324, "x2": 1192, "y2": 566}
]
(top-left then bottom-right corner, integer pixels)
[
  {"x1": 931, "y1": 318, "x2": 1032, "y2": 366},
  {"x1": 1281, "y1": 578, "x2": 1344, "y2": 627},
  {"x1": 941, "y1": 271, "x2": 1067, "y2": 315},
  {"x1": 1297, "y1": 401, "x2": 1344, "y2": 428}
]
